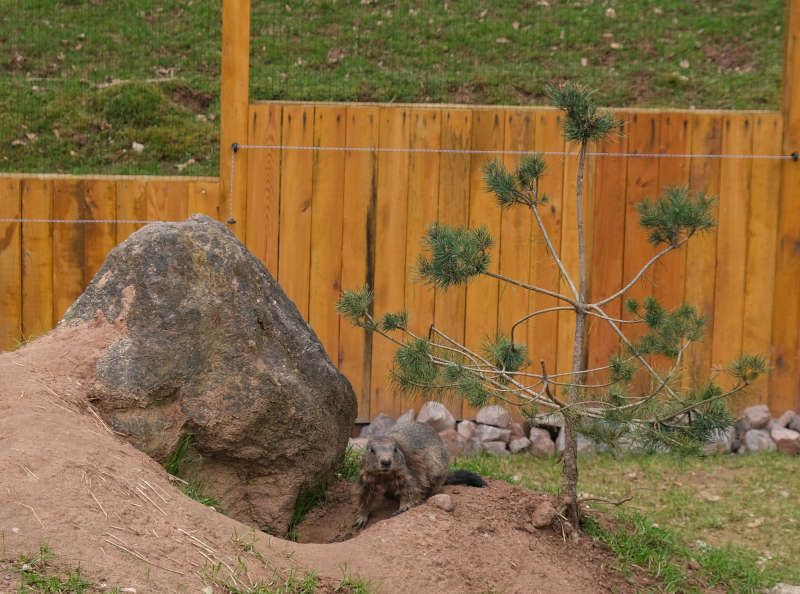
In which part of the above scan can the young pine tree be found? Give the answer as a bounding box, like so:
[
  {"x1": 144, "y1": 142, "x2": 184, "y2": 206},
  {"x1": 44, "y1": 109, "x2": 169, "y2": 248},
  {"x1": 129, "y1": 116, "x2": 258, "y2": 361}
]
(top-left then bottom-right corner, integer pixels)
[{"x1": 337, "y1": 83, "x2": 765, "y2": 532}]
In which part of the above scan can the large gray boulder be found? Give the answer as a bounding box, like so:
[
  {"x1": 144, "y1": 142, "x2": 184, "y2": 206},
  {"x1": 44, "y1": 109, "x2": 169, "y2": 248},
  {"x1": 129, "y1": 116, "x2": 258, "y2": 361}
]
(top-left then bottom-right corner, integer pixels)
[{"x1": 61, "y1": 215, "x2": 357, "y2": 534}]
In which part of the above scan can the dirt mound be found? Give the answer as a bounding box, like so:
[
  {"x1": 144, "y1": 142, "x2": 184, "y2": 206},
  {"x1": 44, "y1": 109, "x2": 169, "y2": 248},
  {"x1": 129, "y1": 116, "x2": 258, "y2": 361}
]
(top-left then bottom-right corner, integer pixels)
[{"x1": 1, "y1": 320, "x2": 645, "y2": 593}]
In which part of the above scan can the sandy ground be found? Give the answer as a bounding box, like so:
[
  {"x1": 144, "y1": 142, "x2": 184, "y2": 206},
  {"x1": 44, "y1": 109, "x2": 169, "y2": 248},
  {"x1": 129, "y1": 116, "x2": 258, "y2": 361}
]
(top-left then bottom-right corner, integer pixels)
[{"x1": 0, "y1": 319, "x2": 647, "y2": 593}]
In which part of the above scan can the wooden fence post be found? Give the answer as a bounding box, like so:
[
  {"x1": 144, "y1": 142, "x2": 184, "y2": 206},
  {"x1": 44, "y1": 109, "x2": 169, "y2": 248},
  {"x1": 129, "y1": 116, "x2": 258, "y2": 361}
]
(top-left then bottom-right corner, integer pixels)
[
  {"x1": 219, "y1": 0, "x2": 250, "y2": 241},
  {"x1": 770, "y1": 0, "x2": 800, "y2": 413}
]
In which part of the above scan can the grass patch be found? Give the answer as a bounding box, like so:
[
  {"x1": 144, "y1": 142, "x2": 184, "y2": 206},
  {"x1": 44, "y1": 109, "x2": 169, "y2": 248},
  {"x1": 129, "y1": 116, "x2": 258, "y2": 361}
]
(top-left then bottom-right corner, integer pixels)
[
  {"x1": 1, "y1": 1, "x2": 785, "y2": 176},
  {"x1": 456, "y1": 450, "x2": 800, "y2": 589},
  {"x1": 8, "y1": 544, "x2": 94, "y2": 593},
  {"x1": 164, "y1": 433, "x2": 222, "y2": 510}
]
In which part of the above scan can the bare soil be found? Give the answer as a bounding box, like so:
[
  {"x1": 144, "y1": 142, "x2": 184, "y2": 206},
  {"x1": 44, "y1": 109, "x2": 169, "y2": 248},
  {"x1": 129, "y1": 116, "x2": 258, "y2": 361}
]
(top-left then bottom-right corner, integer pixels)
[{"x1": 0, "y1": 318, "x2": 650, "y2": 593}]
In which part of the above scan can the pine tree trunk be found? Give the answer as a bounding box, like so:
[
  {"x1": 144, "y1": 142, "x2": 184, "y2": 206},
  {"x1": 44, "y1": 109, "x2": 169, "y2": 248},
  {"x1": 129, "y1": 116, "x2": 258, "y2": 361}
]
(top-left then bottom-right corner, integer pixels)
[{"x1": 562, "y1": 143, "x2": 589, "y2": 530}]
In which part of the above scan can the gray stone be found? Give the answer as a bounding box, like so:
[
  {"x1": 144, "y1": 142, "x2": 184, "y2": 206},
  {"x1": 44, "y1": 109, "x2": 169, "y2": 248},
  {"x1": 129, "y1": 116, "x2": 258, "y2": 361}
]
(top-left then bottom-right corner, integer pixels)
[
  {"x1": 461, "y1": 437, "x2": 483, "y2": 457},
  {"x1": 348, "y1": 437, "x2": 369, "y2": 452},
  {"x1": 396, "y1": 408, "x2": 416, "y2": 425},
  {"x1": 556, "y1": 428, "x2": 596, "y2": 455},
  {"x1": 483, "y1": 440, "x2": 510, "y2": 457},
  {"x1": 429, "y1": 493, "x2": 454, "y2": 512},
  {"x1": 359, "y1": 412, "x2": 395, "y2": 438},
  {"x1": 61, "y1": 214, "x2": 357, "y2": 534},
  {"x1": 741, "y1": 404, "x2": 772, "y2": 430},
  {"x1": 475, "y1": 423, "x2": 512, "y2": 443},
  {"x1": 417, "y1": 401, "x2": 456, "y2": 432},
  {"x1": 456, "y1": 419, "x2": 476, "y2": 440},
  {"x1": 534, "y1": 412, "x2": 564, "y2": 428},
  {"x1": 743, "y1": 429, "x2": 777, "y2": 453},
  {"x1": 770, "y1": 584, "x2": 800, "y2": 594},
  {"x1": 529, "y1": 428, "x2": 556, "y2": 457},
  {"x1": 475, "y1": 405, "x2": 511, "y2": 428},
  {"x1": 771, "y1": 427, "x2": 800, "y2": 455},
  {"x1": 509, "y1": 422, "x2": 526, "y2": 440},
  {"x1": 777, "y1": 410, "x2": 796, "y2": 428},
  {"x1": 509, "y1": 437, "x2": 531, "y2": 454},
  {"x1": 789, "y1": 413, "x2": 800, "y2": 434},
  {"x1": 702, "y1": 427, "x2": 735, "y2": 455},
  {"x1": 439, "y1": 428, "x2": 466, "y2": 459}
]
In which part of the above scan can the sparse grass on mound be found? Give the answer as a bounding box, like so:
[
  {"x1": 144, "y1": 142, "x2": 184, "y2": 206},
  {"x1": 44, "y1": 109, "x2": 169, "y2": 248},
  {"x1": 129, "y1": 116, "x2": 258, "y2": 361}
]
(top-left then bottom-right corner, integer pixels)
[
  {"x1": 3, "y1": 544, "x2": 94, "y2": 593},
  {"x1": 456, "y1": 451, "x2": 800, "y2": 590},
  {"x1": 1, "y1": 0, "x2": 784, "y2": 176}
]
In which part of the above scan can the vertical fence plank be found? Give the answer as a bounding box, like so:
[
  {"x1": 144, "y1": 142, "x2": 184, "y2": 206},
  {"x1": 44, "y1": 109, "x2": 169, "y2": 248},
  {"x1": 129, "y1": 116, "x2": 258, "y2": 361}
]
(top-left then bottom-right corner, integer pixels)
[
  {"x1": 743, "y1": 114, "x2": 782, "y2": 409},
  {"x1": 21, "y1": 179, "x2": 54, "y2": 339},
  {"x1": 52, "y1": 179, "x2": 86, "y2": 322},
  {"x1": 84, "y1": 179, "x2": 116, "y2": 282},
  {"x1": 309, "y1": 106, "x2": 348, "y2": 364},
  {"x1": 403, "y1": 108, "x2": 442, "y2": 416},
  {"x1": 498, "y1": 111, "x2": 535, "y2": 347},
  {"x1": 622, "y1": 113, "x2": 661, "y2": 391},
  {"x1": 370, "y1": 108, "x2": 410, "y2": 419},
  {"x1": 771, "y1": 0, "x2": 800, "y2": 413},
  {"x1": 278, "y1": 106, "x2": 315, "y2": 319},
  {"x1": 711, "y1": 114, "x2": 753, "y2": 391},
  {"x1": 654, "y1": 113, "x2": 692, "y2": 311},
  {"x1": 529, "y1": 109, "x2": 565, "y2": 389},
  {"x1": 684, "y1": 114, "x2": 723, "y2": 387},
  {"x1": 116, "y1": 179, "x2": 147, "y2": 244},
  {"x1": 245, "y1": 104, "x2": 282, "y2": 273},
  {"x1": 587, "y1": 112, "x2": 630, "y2": 382},
  {"x1": 434, "y1": 108, "x2": 473, "y2": 410},
  {"x1": 340, "y1": 106, "x2": 380, "y2": 420},
  {"x1": 0, "y1": 177, "x2": 22, "y2": 349},
  {"x1": 464, "y1": 108, "x2": 505, "y2": 417},
  {"x1": 188, "y1": 180, "x2": 222, "y2": 220}
]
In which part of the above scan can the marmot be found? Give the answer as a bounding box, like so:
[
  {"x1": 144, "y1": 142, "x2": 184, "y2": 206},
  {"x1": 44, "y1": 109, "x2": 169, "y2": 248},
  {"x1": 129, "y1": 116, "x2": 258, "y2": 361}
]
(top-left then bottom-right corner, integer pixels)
[{"x1": 354, "y1": 421, "x2": 486, "y2": 529}]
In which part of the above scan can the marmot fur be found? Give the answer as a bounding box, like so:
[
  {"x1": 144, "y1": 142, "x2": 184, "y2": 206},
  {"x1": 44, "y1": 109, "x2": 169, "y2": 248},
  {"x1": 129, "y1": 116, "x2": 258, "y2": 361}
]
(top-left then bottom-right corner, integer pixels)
[{"x1": 354, "y1": 421, "x2": 485, "y2": 529}]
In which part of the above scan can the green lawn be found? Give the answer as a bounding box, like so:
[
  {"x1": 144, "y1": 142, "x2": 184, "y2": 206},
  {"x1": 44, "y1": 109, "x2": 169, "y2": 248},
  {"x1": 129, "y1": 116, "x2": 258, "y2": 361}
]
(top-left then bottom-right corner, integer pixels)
[
  {"x1": 1, "y1": 0, "x2": 785, "y2": 176},
  {"x1": 455, "y1": 451, "x2": 800, "y2": 592}
]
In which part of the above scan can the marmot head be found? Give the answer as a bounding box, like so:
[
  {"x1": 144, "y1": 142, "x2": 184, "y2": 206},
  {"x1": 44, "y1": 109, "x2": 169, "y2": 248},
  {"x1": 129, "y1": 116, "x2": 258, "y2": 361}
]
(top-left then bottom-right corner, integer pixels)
[{"x1": 364, "y1": 435, "x2": 406, "y2": 472}]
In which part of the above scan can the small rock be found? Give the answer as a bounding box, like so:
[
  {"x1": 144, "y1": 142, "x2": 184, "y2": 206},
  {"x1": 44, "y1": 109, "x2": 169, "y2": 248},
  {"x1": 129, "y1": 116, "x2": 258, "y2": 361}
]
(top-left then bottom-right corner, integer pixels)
[
  {"x1": 359, "y1": 412, "x2": 395, "y2": 438},
  {"x1": 534, "y1": 412, "x2": 564, "y2": 428},
  {"x1": 771, "y1": 427, "x2": 800, "y2": 455},
  {"x1": 770, "y1": 583, "x2": 800, "y2": 594},
  {"x1": 396, "y1": 409, "x2": 415, "y2": 425},
  {"x1": 688, "y1": 558, "x2": 701, "y2": 571},
  {"x1": 556, "y1": 428, "x2": 596, "y2": 455},
  {"x1": 476, "y1": 405, "x2": 511, "y2": 428},
  {"x1": 429, "y1": 493, "x2": 454, "y2": 512},
  {"x1": 529, "y1": 428, "x2": 555, "y2": 457},
  {"x1": 461, "y1": 437, "x2": 483, "y2": 457},
  {"x1": 741, "y1": 405, "x2": 772, "y2": 430},
  {"x1": 483, "y1": 440, "x2": 510, "y2": 457},
  {"x1": 475, "y1": 424, "x2": 512, "y2": 443},
  {"x1": 202, "y1": 587, "x2": 213, "y2": 594},
  {"x1": 777, "y1": 410, "x2": 796, "y2": 428},
  {"x1": 439, "y1": 428, "x2": 466, "y2": 459},
  {"x1": 531, "y1": 500, "x2": 558, "y2": 528},
  {"x1": 457, "y1": 420, "x2": 476, "y2": 440},
  {"x1": 417, "y1": 401, "x2": 456, "y2": 432},
  {"x1": 509, "y1": 437, "x2": 531, "y2": 454},
  {"x1": 743, "y1": 429, "x2": 777, "y2": 453},
  {"x1": 509, "y1": 421, "x2": 526, "y2": 440},
  {"x1": 131, "y1": 141, "x2": 144, "y2": 153},
  {"x1": 789, "y1": 414, "x2": 800, "y2": 434},
  {"x1": 347, "y1": 437, "x2": 368, "y2": 452}
]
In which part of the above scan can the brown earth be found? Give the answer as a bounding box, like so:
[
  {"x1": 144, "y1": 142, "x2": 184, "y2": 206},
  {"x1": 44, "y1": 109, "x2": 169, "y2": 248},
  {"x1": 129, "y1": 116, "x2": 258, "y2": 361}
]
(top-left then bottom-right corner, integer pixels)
[{"x1": 0, "y1": 318, "x2": 649, "y2": 593}]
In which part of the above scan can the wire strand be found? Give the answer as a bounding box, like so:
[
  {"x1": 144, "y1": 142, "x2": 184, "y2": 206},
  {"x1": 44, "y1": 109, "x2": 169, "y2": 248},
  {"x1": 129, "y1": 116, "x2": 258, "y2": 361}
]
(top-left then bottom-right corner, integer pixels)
[{"x1": 236, "y1": 143, "x2": 795, "y2": 160}]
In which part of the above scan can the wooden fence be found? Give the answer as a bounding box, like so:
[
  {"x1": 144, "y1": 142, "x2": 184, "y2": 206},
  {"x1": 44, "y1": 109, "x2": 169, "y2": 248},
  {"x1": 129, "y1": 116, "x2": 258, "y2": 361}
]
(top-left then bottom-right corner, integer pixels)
[
  {"x1": 0, "y1": 174, "x2": 221, "y2": 347},
  {"x1": 227, "y1": 102, "x2": 793, "y2": 420}
]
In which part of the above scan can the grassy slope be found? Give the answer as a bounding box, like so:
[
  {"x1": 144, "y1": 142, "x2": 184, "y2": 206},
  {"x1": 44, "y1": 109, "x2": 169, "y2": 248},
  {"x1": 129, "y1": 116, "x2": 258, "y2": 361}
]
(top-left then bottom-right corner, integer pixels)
[{"x1": 1, "y1": 0, "x2": 785, "y2": 176}]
